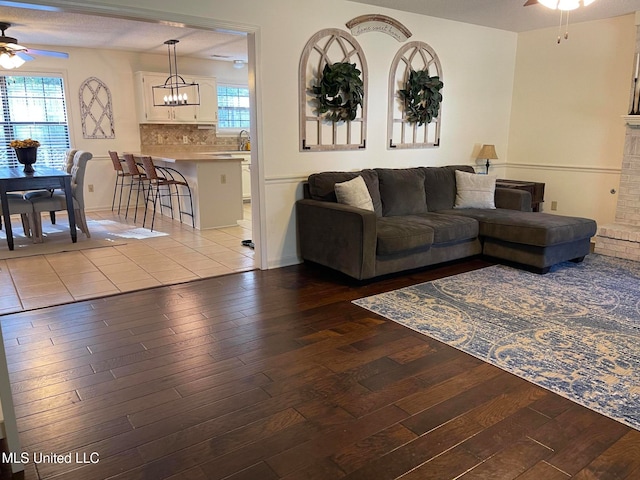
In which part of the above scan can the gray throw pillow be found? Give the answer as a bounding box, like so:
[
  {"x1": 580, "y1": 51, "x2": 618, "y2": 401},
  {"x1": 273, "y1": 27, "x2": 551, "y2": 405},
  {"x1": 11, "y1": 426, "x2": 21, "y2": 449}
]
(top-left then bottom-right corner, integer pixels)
[{"x1": 376, "y1": 168, "x2": 428, "y2": 216}]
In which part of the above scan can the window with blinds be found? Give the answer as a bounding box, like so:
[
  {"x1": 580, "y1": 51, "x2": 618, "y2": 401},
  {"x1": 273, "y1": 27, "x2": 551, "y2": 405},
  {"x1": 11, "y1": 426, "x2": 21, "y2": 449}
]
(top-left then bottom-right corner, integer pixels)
[
  {"x1": 217, "y1": 85, "x2": 250, "y2": 130},
  {"x1": 0, "y1": 75, "x2": 71, "y2": 169}
]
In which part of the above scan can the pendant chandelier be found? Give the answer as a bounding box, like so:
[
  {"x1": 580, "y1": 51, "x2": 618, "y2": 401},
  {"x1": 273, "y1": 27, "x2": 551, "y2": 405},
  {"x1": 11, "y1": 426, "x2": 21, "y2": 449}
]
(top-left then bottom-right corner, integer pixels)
[
  {"x1": 152, "y1": 39, "x2": 200, "y2": 107},
  {"x1": 537, "y1": 0, "x2": 598, "y2": 43}
]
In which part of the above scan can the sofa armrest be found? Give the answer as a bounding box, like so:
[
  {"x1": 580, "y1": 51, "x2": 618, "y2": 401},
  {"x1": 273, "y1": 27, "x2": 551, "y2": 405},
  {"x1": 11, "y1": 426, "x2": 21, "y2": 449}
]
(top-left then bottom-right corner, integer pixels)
[
  {"x1": 296, "y1": 199, "x2": 377, "y2": 280},
  {"x1": 495, "y1": 188, "x2": 532, "y2": 212}
]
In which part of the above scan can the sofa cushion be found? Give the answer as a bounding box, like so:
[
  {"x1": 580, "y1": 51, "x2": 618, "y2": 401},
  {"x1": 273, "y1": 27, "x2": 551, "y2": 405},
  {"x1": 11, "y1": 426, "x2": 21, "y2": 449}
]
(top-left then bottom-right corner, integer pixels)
[
  {"x1": 335, "y1": 175, "x2": 374, "y2": 211},
  {"x1": 424, "y1": 165, "x2": 475, "y2": 211},
  {"x1": 376, "y1": 216, "x2": 434, "y2": 255},
  {"x1": 376, "y1": 167, "x2": 428, "y2": 216},
  {"x1": 406, "y1": 213, "x2": 479, "y2": 245},
  {"x1": 454, "y1": 170, "x2": 496, "y2": 209},
  {"x1": 308, "y1": 169, "x2": 382, "y2": 216},
  {"x1": 442, "y1": 208, "x2": 597, "y2": 247}
]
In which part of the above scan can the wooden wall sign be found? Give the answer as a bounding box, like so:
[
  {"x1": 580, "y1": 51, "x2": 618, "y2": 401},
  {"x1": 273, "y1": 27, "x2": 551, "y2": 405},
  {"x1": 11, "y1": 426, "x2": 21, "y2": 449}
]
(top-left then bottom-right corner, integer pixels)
[{"x1": 346, "y1": 15, "x2": 412, "y2": 42}]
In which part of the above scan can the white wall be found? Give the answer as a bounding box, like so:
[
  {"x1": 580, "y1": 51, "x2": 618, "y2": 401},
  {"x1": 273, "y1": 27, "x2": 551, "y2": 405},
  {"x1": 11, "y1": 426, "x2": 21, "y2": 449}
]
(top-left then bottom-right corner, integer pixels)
[
  {"x1": 17, "y1": 0, "x2": 518, "y2": 270},
  {"x1": 507, "y1": 14, "x2": 636, "y2": 224}
]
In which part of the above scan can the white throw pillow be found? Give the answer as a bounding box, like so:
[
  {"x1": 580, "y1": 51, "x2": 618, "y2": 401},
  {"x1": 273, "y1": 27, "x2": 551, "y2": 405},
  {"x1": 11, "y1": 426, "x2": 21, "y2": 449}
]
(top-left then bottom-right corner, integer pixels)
[
  {"x1": 454, "y1": 170, "x2": 496, "y2": 209},
  {"x1": 334, "y1": 175, "x2": 374, "y2": 211}
]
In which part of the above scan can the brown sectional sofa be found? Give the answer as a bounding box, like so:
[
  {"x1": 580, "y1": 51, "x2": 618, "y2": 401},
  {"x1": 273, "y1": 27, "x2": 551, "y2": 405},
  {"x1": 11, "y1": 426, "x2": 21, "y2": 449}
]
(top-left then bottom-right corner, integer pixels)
[{"x1": 296, "y1": 165, "x2": 597, "y2": 280}]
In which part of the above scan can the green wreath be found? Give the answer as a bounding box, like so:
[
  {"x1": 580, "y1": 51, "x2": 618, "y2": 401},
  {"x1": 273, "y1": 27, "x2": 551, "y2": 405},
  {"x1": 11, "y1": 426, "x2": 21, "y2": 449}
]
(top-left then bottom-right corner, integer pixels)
[
  {"x1": 309, "y1": 62, "x2": 364, "y2": 122},
  {"x1": 398, "y1": 69, "x2": 443, "y2": 126}
]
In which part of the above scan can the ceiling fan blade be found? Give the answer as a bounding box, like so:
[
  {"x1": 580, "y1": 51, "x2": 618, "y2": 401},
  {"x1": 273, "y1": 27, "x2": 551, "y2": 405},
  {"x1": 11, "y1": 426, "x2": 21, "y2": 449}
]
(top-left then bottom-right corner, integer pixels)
[
  {"x1": 27, "y1": 48, "x2": 68, "y2": 59},
  {"x1": 15, "y1": 51, "x2": 33, "y2": 62},
  {"x1": 524, "y1": 0, "x2": 539, "y2": 5}
]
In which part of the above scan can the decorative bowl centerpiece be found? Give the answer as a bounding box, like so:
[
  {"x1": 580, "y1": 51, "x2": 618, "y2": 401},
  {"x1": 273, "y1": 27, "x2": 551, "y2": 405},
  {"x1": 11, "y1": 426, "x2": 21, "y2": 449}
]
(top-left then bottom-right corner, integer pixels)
[{"x1": 10, "y1": 138, "x2": 40, "y2": 173}]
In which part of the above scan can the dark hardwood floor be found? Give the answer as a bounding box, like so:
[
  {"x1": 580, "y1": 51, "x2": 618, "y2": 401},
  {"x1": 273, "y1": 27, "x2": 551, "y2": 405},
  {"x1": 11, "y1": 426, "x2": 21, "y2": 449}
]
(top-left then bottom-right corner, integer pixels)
[{"x1": 1, "y1": 257, "x2": 639, "y2": 479}]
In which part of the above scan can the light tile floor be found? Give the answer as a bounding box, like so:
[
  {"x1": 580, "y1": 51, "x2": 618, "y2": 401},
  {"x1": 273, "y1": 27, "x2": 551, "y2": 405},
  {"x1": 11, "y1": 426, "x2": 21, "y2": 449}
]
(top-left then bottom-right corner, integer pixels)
[{"x1": 0, "y1": 204, "x2": 255, "y2": 314}]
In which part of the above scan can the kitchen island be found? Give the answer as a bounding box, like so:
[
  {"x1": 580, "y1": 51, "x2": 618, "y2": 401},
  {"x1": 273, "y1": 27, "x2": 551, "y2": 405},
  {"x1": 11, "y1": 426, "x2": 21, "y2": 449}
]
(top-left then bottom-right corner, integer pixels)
[{"x1": 137, "y1": 151, "x2": 243, "y2": 229}]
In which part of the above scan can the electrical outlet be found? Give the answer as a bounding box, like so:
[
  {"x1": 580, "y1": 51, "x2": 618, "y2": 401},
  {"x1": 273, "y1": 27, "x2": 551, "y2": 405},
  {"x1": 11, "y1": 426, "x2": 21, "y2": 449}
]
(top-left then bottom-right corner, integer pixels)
[
  {"x1": 551, "y1": 201, "x2": 558, "y2": 211},
  {"x1": 183, "y1": 135, "x2": 189, "y2": 144},
  {"x1": 157, "y1": 134, "x2": 163, "y2": 144},
  {"x1": 88, "y1": 184, "x2": 94, "y2": 193},
  {"x1": 220, "y1": 174, "x2": 227, "y2": 184}
]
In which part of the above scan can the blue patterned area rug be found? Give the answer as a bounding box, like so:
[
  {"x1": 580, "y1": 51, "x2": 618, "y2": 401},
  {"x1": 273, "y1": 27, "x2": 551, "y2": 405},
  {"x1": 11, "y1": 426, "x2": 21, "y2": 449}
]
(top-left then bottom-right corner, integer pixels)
[{"x1": 353, "y1": 254, "x2": 640, "y2": 430}]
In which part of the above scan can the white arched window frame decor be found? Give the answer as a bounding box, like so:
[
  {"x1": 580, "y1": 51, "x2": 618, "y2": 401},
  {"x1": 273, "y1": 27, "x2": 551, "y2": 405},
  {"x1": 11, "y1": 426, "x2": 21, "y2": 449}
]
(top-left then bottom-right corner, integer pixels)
[
  {"x1": 299, "y1": 28, "x2": 368, "y2": 152},
  {"x1": 79, "y1": 76, "x2": 115, "y2": 139},
  {"x1": 388, "y1": 41, "x2": 442, "y2": 149}
]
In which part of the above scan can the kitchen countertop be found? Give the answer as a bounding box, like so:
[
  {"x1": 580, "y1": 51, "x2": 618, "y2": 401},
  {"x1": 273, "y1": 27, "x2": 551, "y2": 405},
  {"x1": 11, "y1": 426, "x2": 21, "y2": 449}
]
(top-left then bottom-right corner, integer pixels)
[{"x1": 135, "y1": 150, "x2": 248, "y2": 163}]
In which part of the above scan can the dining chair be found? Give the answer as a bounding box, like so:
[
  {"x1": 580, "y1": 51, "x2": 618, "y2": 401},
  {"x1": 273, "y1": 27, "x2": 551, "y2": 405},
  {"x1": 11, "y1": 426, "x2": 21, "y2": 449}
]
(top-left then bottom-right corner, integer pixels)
[
  {"x1": 27, "y1": 150, "x2": 93, "y2": 240},
  {"x1": 122, "y1": 153, "x2": 150, "y2": 223},
  {"x1": 0, "y1": 194, "x2": 37, "y2": 242},
  {"x1": 139, "y1": 155, "x2": 194, "y2": 231},
  {"x1": 24, "y1": 148, "x2": 77, "y2": 225}
]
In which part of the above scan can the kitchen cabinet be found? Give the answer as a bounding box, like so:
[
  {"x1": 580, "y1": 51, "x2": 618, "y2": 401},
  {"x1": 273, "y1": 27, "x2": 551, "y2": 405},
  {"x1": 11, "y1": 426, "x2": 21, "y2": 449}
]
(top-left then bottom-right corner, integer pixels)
[
  {"x1": 193, "y1": 76, "x2": 218, "y2": 123},
  {"x1": 134, "y1": 71, "x2": 217, "y2": 124},
  {"x1": 234, "y1": 153, "x2": 251, "y2": 200}
]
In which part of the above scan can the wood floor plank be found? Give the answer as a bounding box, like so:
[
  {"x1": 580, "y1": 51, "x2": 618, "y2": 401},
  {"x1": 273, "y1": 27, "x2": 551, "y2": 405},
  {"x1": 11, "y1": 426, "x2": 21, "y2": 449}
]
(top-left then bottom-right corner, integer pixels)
[
  {"x1": 331, "y1": 423, "x2": 418, "y2": 474},
  {"x1": 266, "y1": 404, "x2": 408, "y2": 477},
  {"x1": 458, "y1": 438, "x2": 553, "y2": 479},
  {"x1": 2, "y1": 258, "x2": 639, "y2": 479}
]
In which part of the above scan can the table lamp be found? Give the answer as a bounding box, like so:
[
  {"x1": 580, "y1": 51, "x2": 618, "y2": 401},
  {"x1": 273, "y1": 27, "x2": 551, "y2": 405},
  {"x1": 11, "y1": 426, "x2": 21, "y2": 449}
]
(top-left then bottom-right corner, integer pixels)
[{"x1": 477, "y1": 144, "x2": 498, "y2": 174}]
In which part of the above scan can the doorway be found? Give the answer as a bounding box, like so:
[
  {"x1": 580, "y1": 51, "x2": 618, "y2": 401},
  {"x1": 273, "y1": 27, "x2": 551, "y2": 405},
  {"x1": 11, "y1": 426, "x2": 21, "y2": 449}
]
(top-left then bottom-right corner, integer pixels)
[{"x1": 3, "y1": 1, "x2": 263, "y2": 270}]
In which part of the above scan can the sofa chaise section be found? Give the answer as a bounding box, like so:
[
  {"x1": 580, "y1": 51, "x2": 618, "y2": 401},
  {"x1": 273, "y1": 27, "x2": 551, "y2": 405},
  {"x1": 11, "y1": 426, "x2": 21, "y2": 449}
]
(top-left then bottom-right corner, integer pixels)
[{"x1": 443, "y1": 207, "x2": 597, "y2": 273}]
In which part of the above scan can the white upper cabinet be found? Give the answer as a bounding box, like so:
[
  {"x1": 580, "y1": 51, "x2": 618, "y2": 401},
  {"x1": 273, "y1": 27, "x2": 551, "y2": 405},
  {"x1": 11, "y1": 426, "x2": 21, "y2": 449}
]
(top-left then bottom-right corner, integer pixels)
[
  {"x1": 192, "y1": 76, "x2": 218, "y2": 123},
  {"x1": 135, "y1": 71, "x2": 217, "y2": 124}
]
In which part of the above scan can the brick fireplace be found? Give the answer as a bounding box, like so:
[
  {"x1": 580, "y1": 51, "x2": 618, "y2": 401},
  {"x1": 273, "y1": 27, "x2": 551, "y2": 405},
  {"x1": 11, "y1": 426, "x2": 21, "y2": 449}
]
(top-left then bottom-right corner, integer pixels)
[{"x1": 594, "y1": 121, "x2": 640, "y2": 260}]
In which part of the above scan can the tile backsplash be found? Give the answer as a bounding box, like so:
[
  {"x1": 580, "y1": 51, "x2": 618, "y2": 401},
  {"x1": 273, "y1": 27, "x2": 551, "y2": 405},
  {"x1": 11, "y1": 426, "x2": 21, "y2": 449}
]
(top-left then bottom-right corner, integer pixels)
[{"x1": 139, "y1": 124, "x2": 240, "y2": 151}]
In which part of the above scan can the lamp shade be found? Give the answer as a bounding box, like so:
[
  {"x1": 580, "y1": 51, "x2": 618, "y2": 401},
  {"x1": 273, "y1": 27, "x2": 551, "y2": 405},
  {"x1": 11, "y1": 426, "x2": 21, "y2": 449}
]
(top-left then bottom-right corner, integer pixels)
[{"x1": 477, "y1": 144, "x2": 498, "y2": 160}]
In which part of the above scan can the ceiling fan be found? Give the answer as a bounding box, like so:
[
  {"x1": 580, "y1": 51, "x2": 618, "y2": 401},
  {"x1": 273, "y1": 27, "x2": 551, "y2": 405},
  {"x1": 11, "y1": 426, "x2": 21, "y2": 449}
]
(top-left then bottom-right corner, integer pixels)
[
  {"x1": 523, "y1": 0, "x2": 597, "y2": 42},
  {"x1": 0, "y1": 22, "x2": 68, "y2": 69}
]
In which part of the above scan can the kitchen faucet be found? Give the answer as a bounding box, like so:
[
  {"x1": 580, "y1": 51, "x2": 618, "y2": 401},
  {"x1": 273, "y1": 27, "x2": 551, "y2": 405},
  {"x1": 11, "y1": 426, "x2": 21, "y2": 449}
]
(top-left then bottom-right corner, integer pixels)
[{"x1": 238, "y1": 130, "x2": 250, "y2": 151}]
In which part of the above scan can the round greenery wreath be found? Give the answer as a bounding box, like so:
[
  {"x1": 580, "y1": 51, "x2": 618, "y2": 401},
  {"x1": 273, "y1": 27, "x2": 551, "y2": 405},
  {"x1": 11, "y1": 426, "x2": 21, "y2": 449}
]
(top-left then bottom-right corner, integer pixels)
[
  {"x1": 309, "y1": 62, "x2": 364, "y2": 122},
  {"x1": 398, "y1": 69, "x2": 443, "y2": 126}
]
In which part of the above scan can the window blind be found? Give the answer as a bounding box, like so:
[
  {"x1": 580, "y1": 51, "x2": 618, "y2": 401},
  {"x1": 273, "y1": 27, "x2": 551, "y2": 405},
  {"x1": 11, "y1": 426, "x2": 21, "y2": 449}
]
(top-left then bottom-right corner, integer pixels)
[{"x1": 0, "y1": 75, "x2": 71, "y2": 169}]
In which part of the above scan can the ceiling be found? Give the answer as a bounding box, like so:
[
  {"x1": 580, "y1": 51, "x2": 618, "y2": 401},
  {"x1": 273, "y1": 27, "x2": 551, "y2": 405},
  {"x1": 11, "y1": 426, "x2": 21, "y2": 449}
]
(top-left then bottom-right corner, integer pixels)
[
  {"x1": 1, "y1": 0, "x2": 640, "y2": 63},
  {"x1": 0, "y1": 5, "x2": 248, "y2": 61}
]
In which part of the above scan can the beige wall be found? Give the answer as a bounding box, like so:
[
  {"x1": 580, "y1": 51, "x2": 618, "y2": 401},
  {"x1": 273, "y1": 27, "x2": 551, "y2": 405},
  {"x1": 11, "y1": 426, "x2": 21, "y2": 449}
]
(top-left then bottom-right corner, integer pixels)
[{"x1": 507, "y1": 14, "x2": 636, "y2": 224}]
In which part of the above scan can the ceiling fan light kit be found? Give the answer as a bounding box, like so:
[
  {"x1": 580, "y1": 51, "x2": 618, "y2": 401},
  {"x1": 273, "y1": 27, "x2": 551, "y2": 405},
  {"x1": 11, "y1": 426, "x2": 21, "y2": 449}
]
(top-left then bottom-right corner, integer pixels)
[
  {"x1": 537, "y1": 0, "x2": 596, "y2": 10},
  {"x1": 0, "y1": 51, "x2": 24, "y2": 69},
  {"x1": 153, "y1": 39, "x2": 200, "y2": 107}
]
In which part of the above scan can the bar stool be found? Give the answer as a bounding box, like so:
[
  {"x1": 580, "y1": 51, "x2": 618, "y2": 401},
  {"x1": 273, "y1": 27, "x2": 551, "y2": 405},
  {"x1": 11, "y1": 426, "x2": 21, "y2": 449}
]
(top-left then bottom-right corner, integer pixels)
[
  {"x1": 121, "y1": 154, "x2": 150, "y2": 223},
  {"x1": 108, "y1": 151, "x2": 134, "y2": 215},
  {"x1": 139, "y1": 155, "x2": 194, "y2": 231}
]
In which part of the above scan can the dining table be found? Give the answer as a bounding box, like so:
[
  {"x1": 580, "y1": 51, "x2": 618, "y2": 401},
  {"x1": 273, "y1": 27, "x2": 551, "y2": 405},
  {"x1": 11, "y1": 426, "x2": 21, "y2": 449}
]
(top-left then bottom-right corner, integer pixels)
[{"x1": 0, "y1": 165, "x2": 76, "y2": 250}]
